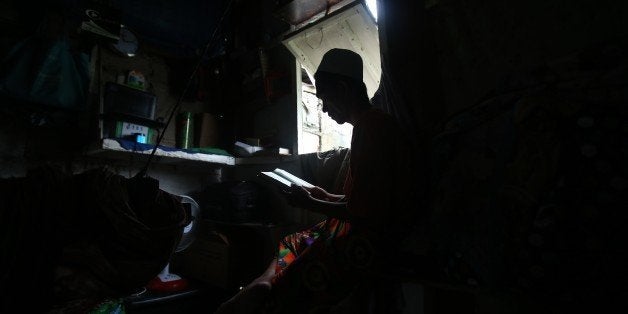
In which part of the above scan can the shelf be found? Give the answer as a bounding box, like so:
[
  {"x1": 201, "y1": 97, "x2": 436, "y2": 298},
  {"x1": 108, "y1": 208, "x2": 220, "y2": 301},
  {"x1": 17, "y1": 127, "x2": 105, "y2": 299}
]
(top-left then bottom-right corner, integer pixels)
[
  {"x1": 84, "y1": 139, "x2": 303, "y2": 167},
  {"x1": 86, "y1": 138, "x2": 236, "y2": 166},
  {"x1": 235, "y1": 155, "x2": 297, "y2": 165}
]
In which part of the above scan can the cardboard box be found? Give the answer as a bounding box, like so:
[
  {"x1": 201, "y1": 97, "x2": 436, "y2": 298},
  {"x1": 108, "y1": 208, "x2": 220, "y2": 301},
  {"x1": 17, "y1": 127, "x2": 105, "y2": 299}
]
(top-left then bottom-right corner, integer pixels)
[
  {"x1": 172, "y1": 229, "x2": 231, "y2": 289},
  {"x1": 195, "y1": 113, "x2": 218, "y2": 148},
  {"x1": 103, "y1": 121, "x2": 157, "y2": 144},
  {"x1": 171, "y1": 220, "x2": 280, "y2": 290}
]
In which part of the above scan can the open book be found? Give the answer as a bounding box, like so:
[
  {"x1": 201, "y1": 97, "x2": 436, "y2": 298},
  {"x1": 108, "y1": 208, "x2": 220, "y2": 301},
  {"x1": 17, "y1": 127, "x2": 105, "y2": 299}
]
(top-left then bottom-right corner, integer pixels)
[{"x1": 259, "y1": 168, "x2": 314, "y2": 189}]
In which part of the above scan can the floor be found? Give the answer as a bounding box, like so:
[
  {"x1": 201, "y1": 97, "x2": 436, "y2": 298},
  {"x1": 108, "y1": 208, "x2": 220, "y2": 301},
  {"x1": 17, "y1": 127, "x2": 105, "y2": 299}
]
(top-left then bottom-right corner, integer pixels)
[{"x1": 124, "y1": 283, "x2": 236, "y2": 313}]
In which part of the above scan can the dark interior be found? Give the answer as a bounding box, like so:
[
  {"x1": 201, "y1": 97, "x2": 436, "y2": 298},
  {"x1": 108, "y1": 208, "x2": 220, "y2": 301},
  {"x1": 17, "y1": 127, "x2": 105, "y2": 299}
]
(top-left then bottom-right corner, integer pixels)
[{"x1": 1, "y1": 0, "x2": 627, "y2": 313}]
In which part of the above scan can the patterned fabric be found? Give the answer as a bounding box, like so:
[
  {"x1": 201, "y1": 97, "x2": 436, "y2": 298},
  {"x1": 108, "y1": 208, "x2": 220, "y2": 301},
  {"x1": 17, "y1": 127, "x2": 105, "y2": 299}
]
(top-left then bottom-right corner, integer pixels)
[
  {"x1": 274, "y1": 219, "x2": 351, "y2": 273},
  {"x1": 268, "y1": 218, "x2": 363, "y2": 313},
  {"x1": 428, "y1": 43, "x2": 628, "y2": 310},
  {"x1": 267, "y1": 219, "x2": 385, "y2": 314}
]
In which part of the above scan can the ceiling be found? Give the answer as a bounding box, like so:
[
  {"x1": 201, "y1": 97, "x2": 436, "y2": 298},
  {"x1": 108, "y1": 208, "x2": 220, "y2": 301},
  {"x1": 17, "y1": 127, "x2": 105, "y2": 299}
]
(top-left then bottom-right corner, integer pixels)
[
  {"x1": 1, "y1": 0, "x2": 232, "y2": 58},
  {"x1": 2, "y1": 0, "x2": 365, "y2": 58},
  {"x1": 110, "y1": 0, "x2": 231, "y2": 58}
]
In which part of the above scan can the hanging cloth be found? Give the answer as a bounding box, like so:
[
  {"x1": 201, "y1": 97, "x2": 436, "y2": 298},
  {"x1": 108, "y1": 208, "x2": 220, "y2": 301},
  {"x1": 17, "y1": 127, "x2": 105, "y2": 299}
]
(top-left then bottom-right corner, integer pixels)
[{"x1": 0, "y1": 17, "x2": 90, "y2": 110}]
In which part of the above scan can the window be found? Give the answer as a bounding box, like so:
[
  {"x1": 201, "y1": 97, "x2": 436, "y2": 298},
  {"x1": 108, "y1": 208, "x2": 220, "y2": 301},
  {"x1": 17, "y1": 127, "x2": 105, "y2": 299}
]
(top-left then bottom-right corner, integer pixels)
[
  {"x1": 365, "y1": 0, "x2": 378, "y2": 21},
  {"x1": 283, "y1": 1, "x2": 380, "y2": 154},
  {"x1": 298, "y1": 71, "x2": 354, "y2": 154}
]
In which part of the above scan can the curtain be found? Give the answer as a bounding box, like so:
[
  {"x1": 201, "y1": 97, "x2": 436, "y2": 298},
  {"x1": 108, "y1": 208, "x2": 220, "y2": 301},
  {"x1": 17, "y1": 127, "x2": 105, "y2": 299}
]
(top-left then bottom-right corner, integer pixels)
[
  {"x1": 372, "y1": 0, "x2": 444, "y2": 136},
  {"x1": 371, "y1": 0, "x2": 435, "y2": 227}
]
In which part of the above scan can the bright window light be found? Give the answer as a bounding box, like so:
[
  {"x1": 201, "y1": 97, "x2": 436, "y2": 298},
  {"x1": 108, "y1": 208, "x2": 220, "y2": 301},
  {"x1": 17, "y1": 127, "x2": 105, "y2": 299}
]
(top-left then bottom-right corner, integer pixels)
[
  {"x1": 283, "y1": 1, "x2": 380, "y2": 154},
  {"x1": 365, "y1": 0, "x2": 378, "y2": 21}
]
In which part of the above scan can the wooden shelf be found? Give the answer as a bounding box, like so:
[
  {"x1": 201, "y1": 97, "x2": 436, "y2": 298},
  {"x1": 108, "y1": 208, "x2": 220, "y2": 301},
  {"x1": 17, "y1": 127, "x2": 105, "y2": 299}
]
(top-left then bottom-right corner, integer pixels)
[
  {"x1": 84, "y1": 139, "x2": 305, "y2": 168},
  {"x1": 235, "y1": 155, "x2": 297, "y2": 165},
  {"x1": 86, "y1": 138, "x2": 236, "y2": 166}
]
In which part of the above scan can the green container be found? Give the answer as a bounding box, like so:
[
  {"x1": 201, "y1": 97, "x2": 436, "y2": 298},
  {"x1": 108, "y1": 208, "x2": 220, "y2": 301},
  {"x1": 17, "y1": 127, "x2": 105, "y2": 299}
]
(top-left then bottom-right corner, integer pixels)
[{"x1": 177, "y1": 112, "x2": 194, "y2": 149}]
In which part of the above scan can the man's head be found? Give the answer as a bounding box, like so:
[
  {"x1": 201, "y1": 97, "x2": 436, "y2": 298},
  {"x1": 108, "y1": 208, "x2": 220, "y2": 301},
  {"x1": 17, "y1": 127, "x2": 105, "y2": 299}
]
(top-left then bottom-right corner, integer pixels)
[{"x1": 314, "y1": 48, "x2": 370, "y2": 125}]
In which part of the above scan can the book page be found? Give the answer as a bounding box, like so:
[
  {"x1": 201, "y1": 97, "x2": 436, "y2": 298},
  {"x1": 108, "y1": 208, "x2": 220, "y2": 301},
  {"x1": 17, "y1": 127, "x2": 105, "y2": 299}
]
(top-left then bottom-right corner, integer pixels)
[
  {"x1": 274, "y1": 169, "x2": 314, "y2": 189},
  {"x1": 261, "y1": 171, "x2": 292, "y2": 187}
]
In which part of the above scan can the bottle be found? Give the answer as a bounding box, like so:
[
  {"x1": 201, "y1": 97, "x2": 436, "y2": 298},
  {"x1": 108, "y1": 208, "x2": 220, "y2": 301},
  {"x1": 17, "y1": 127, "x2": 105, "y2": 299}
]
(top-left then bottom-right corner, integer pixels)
[{"x1": 176, "y1": 112, "x2": 194, "y2": 149}]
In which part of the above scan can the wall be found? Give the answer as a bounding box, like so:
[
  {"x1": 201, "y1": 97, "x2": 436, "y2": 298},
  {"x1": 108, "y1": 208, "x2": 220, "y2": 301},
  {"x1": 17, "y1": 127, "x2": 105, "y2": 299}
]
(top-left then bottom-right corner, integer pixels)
[
  {"x1": 377, "y1": 0, "x2": 628, "y2": 311},
  {"x1": 0, "y1": 42, "x2": 226, "y2": 197},
  {"x1": 0, "y1": 115, "x2": 224, "y2": 197},
  {"x1": 381, "y1": 0, "x2": 628, "y2": 133},
  {"x1": 96, "y1": 46, "x2": 209, "y2": 147},
  {"x1": 431, "y1": 0, "x2": 627, "y2": 116}
]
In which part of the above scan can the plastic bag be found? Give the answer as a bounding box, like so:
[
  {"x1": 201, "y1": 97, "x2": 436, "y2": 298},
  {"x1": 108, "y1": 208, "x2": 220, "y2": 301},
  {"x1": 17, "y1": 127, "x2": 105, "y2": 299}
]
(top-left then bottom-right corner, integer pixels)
[{"x1": 0, "y1": 35, "x2": 90, "y2": 110}]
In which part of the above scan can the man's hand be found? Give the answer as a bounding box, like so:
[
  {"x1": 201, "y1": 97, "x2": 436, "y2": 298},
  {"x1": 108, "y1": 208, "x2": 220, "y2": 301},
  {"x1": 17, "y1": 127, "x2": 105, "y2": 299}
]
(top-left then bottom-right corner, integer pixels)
[
  {"x1": 282, "y1": 184, "x2": 350, "y2": 218},
  {"x1": 304, "y1": 186, "x2": 332, "y2": 200},
  {"x1": 283, "y1": 184, "x2": 316, "y2": 208}
]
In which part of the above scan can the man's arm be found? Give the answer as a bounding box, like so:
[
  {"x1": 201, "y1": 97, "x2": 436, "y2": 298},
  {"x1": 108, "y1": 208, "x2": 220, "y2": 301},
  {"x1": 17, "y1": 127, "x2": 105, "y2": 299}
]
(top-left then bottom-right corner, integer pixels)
[
  {"x1": 284, "y1": 185, "x2": 351, "y2": 219},
  {"x1": 348, "y1": 111, "x2": 400, "y2": 220},
  {"x1": 306, "y1": 185, "x2": 346, "y2": 202}
]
